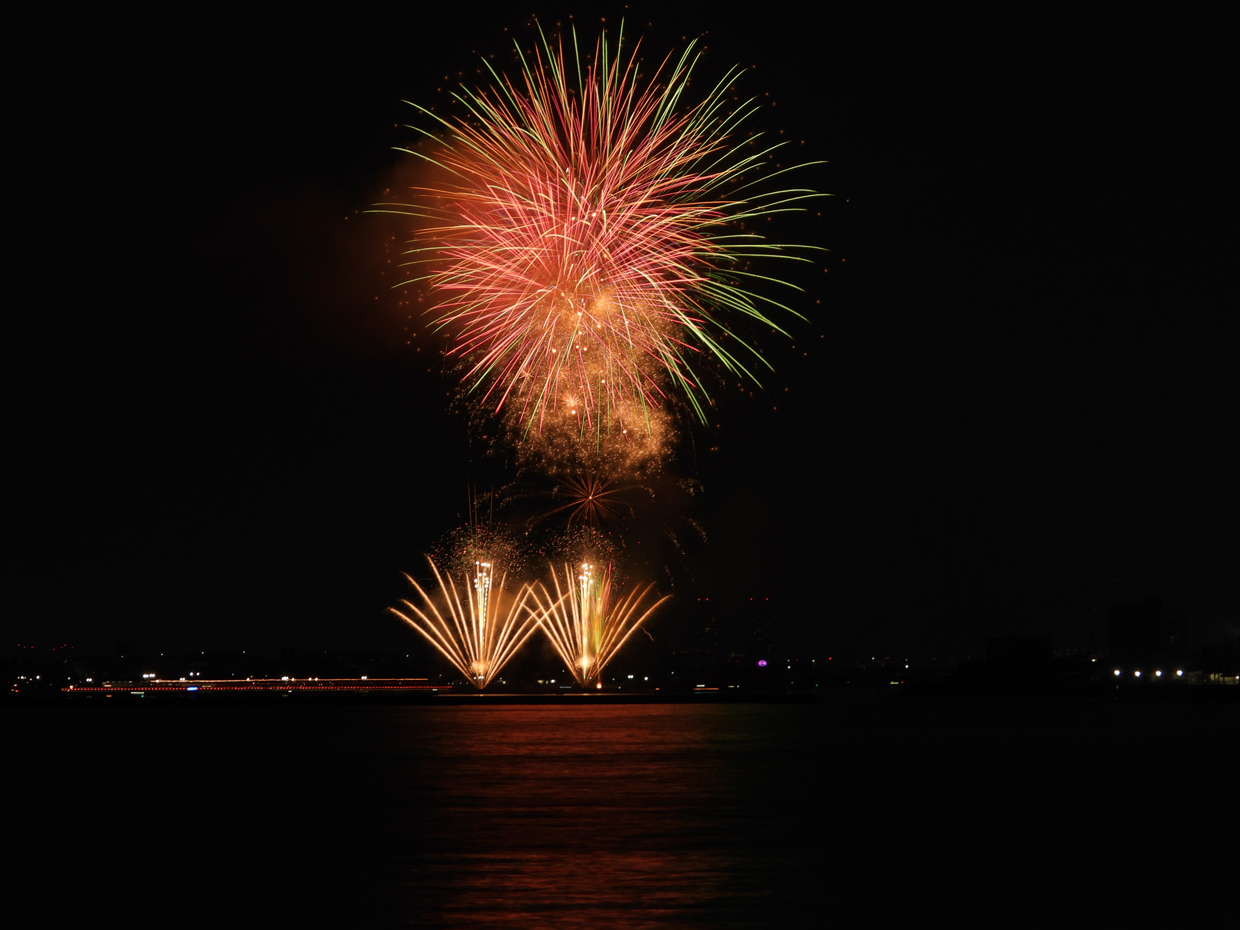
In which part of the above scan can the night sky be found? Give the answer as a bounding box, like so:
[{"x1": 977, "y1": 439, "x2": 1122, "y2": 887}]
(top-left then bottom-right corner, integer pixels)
[{"x1": 12, "y1": 6, "x2": 1233, "y2": 661}]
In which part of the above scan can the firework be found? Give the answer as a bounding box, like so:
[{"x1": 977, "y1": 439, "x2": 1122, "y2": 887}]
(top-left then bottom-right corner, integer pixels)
[
  {"x1": 390, "y1": 556, "x2": 538, "y2": 689},
  {"x1": 528, "y1": 561, "x2": 668, "y2": 688},
  {"x1": 377, "y1": 23, "x2": 821, "y2": 466},
  {"x1": 531, "y1": 522, "x2": 622, "y2": 572},
  {"x1": 500, "y1": 470, "x2": 648, "y2": 531},
  {"x1": 539, "y1": 472, "x2": 643, "y2": 527},
  {"x1": 431, "y1": 520, "x2": 529, "y2": 580}
]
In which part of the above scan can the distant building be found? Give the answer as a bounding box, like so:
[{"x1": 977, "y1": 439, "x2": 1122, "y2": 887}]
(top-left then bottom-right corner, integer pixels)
[
  {"x1": 985, "y1": 635, "x2": 1051, "y2": 663},
  {"x1": 1108, "y1": 596, "x2": 1185, "y2": 659}
]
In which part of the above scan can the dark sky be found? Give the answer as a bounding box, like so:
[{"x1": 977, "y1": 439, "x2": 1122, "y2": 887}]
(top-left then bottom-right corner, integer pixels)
[{"x1": 11, "y1": 6, "x2": 1234, "y2": 660}]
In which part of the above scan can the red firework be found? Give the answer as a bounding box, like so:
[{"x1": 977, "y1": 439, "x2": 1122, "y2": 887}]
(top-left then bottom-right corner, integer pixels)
[{"x1": 380, "y1": 24, "x2": 819, "y2": 461}]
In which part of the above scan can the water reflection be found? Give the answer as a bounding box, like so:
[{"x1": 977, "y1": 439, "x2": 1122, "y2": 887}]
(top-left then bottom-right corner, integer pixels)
[
  {"x1": 375, "y1": 705, "x2": 822, "y2": 928},
  {"x1": 21, "y1": 695, "x2": 1227, "y2": 925}
]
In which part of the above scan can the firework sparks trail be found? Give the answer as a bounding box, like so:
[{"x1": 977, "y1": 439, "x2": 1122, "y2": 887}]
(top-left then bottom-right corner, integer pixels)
[
  {"x1": 528, "y1": 561, "x2": 669, "y2": 688},
  {"x1": 390, "y1": 556, "x2": 539, "y2": 689},
  {"x1": 377, "y1": 23, "x2": 822, "y2": 464}
]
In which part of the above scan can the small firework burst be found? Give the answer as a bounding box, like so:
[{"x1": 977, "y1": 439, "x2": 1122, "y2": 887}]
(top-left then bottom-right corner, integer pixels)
[
  {"x1": 430, "y1": 521, "x2": 530, "y2": 580},
  {"x1": 532, "y1": 522, "x2": 622, "y2": 575},
  {"x1": 541, "y1": 472, "x2": 644, "y2": 527}
]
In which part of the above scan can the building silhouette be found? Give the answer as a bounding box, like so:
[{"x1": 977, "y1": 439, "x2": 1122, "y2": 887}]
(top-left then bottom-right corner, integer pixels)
[{"x1": 1108, "y1": 596, "x2": 1185, "y2": 659}]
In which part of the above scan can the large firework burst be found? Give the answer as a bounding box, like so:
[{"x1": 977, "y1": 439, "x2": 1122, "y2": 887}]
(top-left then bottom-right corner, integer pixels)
[{"x1": 379, "y1": 23, "x2": 821, "y2": 464}]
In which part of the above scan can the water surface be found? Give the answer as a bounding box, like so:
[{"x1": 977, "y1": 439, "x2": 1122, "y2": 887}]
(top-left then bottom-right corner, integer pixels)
[{"x1": 12, "y1": 695, "x2": 1234, "y2": 925}]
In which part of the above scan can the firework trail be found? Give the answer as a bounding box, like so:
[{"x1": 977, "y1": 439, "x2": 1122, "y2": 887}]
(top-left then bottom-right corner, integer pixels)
[
  {"x1": 390, "y1": 556, "x2": 539, "y2": 689},
  {"x1": 377, "y1": 23, "x2": 821, "y2": 467},
  {"x1": 528, "y1": 561, "x2": 668, "y2": 688}
]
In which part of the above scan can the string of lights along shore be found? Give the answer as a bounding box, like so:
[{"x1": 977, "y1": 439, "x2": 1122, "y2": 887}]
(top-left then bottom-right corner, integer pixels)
[{"x1": 380, "y1": 21, "x2": 823, "y2": 687}]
